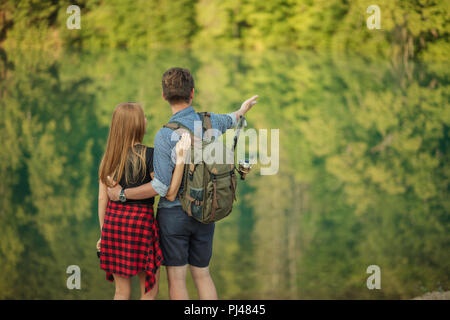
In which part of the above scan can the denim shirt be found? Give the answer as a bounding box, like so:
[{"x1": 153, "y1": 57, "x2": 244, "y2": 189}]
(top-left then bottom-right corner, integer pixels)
[{"x1": 151, "y1": 106, "x2": 237, "y2": 208}]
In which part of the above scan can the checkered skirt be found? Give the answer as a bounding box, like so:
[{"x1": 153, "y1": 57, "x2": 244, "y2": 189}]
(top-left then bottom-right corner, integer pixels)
[{"x1": 100, "y1": 201, "x2": 163, "y2": 293}]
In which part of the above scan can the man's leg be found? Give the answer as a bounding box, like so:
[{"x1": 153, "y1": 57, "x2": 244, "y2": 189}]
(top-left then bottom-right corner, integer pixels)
[
  {"x1": 188, "y1": 221, "x2": 216, "y2": 299},
  {"x1": 167, "y1": 265, "x2": 189, "y2": 300},
  {"x1": 190, "y1": 265, "x2": 218, "y2": 300},
  {"x1": 157, "y1": 207, "x2": 191, "y2": 300}
]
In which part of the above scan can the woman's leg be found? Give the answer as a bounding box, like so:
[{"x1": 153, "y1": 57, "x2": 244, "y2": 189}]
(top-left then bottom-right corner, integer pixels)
[
  {"x1": 139, "y1": 269, "x2": 160, "y2": 300},
  {"x1": 112, "y1": 274, "x2": 132, "y2": 300}
]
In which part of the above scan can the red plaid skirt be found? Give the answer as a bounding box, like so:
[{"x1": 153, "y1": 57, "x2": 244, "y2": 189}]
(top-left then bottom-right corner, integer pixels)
[{"x1": 100, "y1": 201, "x2": 163, "y2": 293}]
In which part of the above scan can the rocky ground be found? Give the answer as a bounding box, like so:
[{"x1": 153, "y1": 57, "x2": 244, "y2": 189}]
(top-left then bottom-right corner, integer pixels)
[{"x1": 412, "y1": 291, "x2": 450, "y2": 300}]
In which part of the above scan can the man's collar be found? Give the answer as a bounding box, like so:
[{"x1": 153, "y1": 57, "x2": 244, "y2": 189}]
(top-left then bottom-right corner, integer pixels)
[{"x1": 170, "y1": 105, "x2": 195, "y2": 120}]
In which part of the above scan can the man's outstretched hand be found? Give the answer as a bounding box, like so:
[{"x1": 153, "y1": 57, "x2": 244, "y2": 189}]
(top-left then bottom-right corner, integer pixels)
[
  {"x1": 106, "y1": 176, "x2": 121, "y2": 201},
  {"x1": 236, "y1": 95, "x2": 258, "y2": 120}
]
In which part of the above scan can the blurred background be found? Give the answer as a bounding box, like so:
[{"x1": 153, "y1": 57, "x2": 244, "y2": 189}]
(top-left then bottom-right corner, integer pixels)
[{"x1": 0, "y1": 0, "x2": 448, "y2": 299}]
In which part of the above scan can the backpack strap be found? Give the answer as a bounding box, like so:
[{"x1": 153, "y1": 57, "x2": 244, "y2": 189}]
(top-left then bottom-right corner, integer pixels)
[
  {"x1": 197, "y1": 112, "x2": 213, "y2": 141},
  {"x1": 198, "y1": 112, "x2": 212, "y2": 130},
  {"x1": 163, "y1": 121, "x2": 195, "y2": 146},
  {"x1": 163, "y1": 122, "x2": 181, "y2": 130}
]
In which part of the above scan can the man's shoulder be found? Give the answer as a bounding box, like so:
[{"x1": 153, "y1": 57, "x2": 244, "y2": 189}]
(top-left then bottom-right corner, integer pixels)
[
  {"x1": 154, "y1": 126, "x2": 178, "y2": 148},
  {"x1": 155, "y1": 125, "x2": 176, "y2": 137},
  {"x1": 156, "y1": 126, "x2": 171, "y2": 134}
]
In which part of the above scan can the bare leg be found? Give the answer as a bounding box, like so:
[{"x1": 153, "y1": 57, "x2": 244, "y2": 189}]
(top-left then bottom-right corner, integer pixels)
[
  {"x1": 138, "y1": 269, "x2": 160, "y2": 300},
  {"x1": 112, "y1": 274, "x2": 132, "y2": 300},
  {"x1": 190, "y1": 265, "x2": 218, "y2": 300},
  {"x1": 166, "y1": 265, "x2": 189, "y2": 300}
]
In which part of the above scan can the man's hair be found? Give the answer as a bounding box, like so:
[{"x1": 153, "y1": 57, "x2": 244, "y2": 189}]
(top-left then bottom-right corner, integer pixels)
[{"x1": 162, "y1": 67, "x2": 195, "y2": 104}]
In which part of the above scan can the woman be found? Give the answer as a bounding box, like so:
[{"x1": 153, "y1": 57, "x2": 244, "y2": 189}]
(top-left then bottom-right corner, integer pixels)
[{"x1": 97, "y1": 102, "x2": 190, "y2": 300}]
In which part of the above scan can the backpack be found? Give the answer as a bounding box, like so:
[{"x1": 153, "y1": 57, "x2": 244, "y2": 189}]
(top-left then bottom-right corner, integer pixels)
[{"x1": 163, "y1": 112, "x2": 237, "y2": 224}]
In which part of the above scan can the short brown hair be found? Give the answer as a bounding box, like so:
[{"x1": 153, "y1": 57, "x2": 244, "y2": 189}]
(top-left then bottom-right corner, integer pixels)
[{"x1": 162, "y1": 67, "x2": 195, "y2": 104}]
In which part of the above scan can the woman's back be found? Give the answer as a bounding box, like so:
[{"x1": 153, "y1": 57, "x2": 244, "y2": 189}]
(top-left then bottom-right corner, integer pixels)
[{"x1": 116, "y1": 144, "x2": 154, "y2": 205}]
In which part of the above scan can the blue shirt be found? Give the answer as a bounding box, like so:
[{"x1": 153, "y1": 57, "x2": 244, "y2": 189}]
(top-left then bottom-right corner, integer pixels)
[{"x1": 151, "y1": 106, "x2": 237, "y2": 208}]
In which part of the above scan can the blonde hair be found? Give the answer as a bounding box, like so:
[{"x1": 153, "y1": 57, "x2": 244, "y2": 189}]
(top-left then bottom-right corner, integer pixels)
[{"x1": 99, "y1": 102, "x2": 147, "y2": 187}]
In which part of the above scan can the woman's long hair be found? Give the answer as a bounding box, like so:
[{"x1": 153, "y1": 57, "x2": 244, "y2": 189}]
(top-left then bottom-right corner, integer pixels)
[{"x1": 99, "y1": 102, "x2": 147, "y2": 187}]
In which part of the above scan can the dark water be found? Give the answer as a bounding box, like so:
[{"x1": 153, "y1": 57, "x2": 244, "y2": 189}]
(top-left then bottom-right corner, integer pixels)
[{"x1": 0, "y1": 48, "x2": 448, "y2": 299}]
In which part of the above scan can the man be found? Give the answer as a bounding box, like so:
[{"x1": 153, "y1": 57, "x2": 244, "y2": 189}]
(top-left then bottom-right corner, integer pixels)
[{"x1": 107, "y1": 67, "x2": 258, "y2": 299}]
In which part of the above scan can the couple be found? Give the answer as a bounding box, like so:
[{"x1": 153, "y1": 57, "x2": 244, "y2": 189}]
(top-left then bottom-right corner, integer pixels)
[{"x1": 97, "y1": 67, "x2": 258, "y2": 300}]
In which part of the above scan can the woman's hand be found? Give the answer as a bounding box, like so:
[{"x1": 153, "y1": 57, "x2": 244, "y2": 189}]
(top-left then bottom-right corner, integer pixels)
[
  {"x1": 96, "y1": 238, "x2": 101, "y2": 251},
  {"x1": 176, "y1": 132, "x2": 191, "y2": 164},
  {"x1": 166, "y1": 133, "x2": 191, "y2": 201}
]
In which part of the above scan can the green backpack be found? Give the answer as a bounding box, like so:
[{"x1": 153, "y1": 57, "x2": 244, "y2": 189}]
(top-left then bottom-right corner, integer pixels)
[{"x1": 163, "y1": 112, "x2": 237, "y2": 224}]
